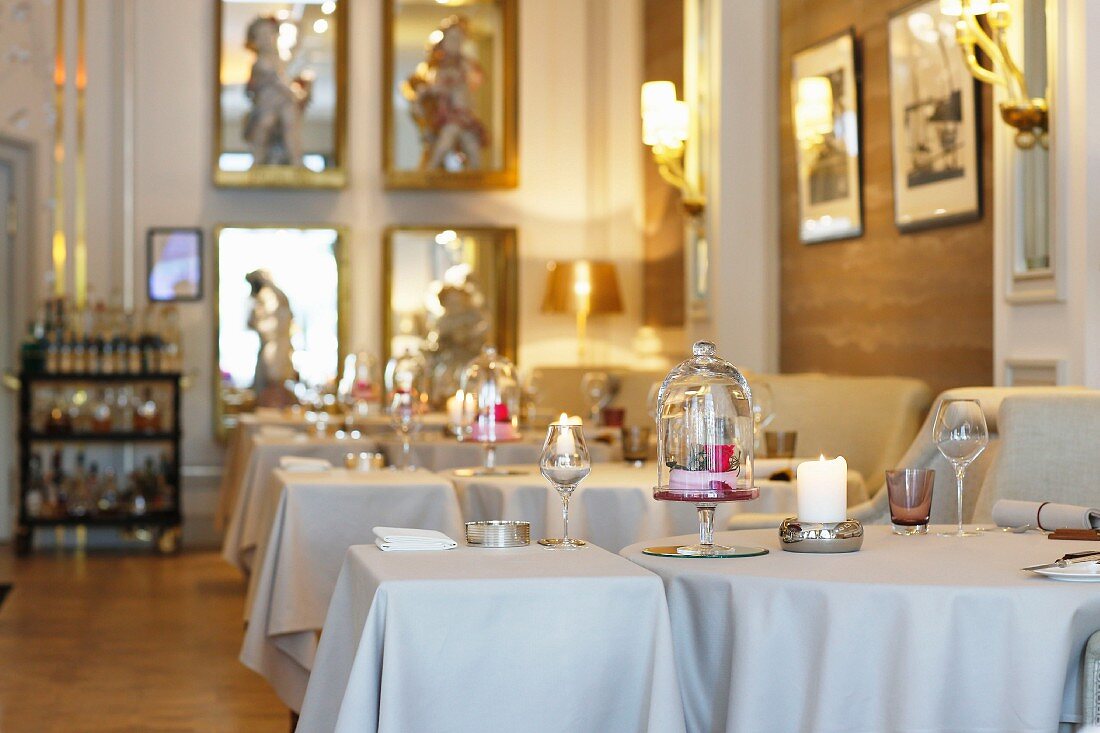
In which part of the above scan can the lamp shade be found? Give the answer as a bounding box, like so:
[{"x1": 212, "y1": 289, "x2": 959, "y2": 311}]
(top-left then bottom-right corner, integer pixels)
[
  {"x1": 939, "y1": 0, "x2": 991, "y2": 15},
  {"x1": 541, "y1": 260, "x2": 623, "y2": 316}
]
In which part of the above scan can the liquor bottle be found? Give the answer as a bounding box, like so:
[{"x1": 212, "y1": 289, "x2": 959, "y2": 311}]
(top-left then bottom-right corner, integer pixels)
[
  {"x1": 58, "y1": 330, "x2": 73, "y2": 373},
  {"x1": 44, "y1": 392, "x2": 72, "y2": 435},
  {"x1": 115, "y1": 386, "x2": 134, "y2": 432},
  {"x1": 45, "y1": 331, "x2": 59, "y2": 373},
  {"x1": 24, "y1": 452, "x2": 45, "y2": 518},
  {"x1": 68, "y1": 449, "x2": 90, "y2": 516},
  {"x1": 49, "y1": 446, "x2": 66, "y2": 517},
  {"x1": 97, "y1": 467, "x2": 119, "y2": 514},
  {"x1": 134, "y1": 389, "x2": 161, "y2": 433},
  {"x1": 90, "y1": 389, "x2": 113, "y2": 433}
]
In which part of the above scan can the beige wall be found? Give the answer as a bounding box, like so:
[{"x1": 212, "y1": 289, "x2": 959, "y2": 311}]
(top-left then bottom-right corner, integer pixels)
[{"x1": 778, "y1": 0, "x2": 994, "y2": 395}]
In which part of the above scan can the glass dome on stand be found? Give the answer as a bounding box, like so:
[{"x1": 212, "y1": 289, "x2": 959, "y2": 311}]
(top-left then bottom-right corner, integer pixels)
[
  {"x1": 647, "y1": 340, "x2": 768, "y2": 558},
  {"x1": 454, "y1": 346, "x2": 527, "y2": 477}
]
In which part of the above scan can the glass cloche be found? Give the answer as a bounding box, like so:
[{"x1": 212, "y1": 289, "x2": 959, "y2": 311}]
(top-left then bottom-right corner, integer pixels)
[
  {"x1": 338, "y1": 350, "x2": 382, "y2": 420},
  {"x1": 650, "y1": 340, "x2": 765, "y2": 558},
  {"x1": 456, "y1": 346, "x2": 524, "y2": 475},
  {"x1": 384, "y1": 348, "x2": 427, "y2": 399}
]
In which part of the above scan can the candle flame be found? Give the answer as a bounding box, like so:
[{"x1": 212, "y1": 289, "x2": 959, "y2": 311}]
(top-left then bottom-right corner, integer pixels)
[{"x1": 819, "y1": 454, "x2": 826, "y2": 461}]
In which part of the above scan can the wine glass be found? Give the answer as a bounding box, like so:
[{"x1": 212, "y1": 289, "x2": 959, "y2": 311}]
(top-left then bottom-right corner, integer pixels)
[
  {"x1": 646, "y1": 381, "x2": 662, "y2": 421},
  {"x1": 389, "y1": 389, "x2": 423, "y2": 470},
  {"x1": 537, "y1": 421, "x2": 591, "y2": 549},
  {"x1": 932, "y1": 399, "x2": 988, "y2": 537},
  {"x1": 751, "y1": 380, "x2": 775, "y2": 453},
  {"x1": 580, "y1": 371, "x2": 612, "y2": 424}
]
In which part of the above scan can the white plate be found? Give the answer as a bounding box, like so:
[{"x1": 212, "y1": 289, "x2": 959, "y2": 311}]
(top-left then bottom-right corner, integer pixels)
[{"x1": 1030, "y1": 561, "x2": 1100, "y2": 582}]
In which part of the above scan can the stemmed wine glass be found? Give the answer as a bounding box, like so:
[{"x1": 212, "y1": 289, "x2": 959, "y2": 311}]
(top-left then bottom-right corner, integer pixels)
[
  {"x1": 537, "y1": 420, "x2": 591, "y2": 549},
  {"x1": 751, "y1": 380, "x2": 775, "y2": 453},
  {"x1": 389, "y1": 389, "x2": 423, "y2": 470},
  {"x1": 580, "y1": 371, "x2": 613, "y2": 424},
  {"x1": 932, "y1": 398, "x2": 988, "y2": 537}
]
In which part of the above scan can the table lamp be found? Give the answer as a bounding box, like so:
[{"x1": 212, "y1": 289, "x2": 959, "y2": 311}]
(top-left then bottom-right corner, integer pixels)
[{"x1": 541, "y1": 260, "x2": 623, "y2": 363}]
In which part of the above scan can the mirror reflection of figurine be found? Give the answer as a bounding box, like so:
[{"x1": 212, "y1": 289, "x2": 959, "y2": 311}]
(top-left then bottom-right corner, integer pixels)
[
  {"x1": 425, "y1": 266, "x2": 489, "y2": 404},
  {"x1": 243, "y1": 16, "x2": 313, "y2": 168},
  {"x1": 246, "y1": 269, "x2": 297, "y2": 406},
  {"x1": 401, "y1": 15, "x2": 488, "y2": 172}
]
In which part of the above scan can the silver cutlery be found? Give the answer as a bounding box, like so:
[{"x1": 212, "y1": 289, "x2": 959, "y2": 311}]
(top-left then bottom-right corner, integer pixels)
[{"x1": 1022, "y1": 550, "x2": 1100, "y2": 572}]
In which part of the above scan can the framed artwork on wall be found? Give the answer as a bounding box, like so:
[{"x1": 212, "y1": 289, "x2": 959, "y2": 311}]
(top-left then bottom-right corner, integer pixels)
[
  {"x1": 888, "y1": 0, "x2": 982, "y2": 231},
  {"x1": 213, "y1": 0, "x2": 348, "y2": 188},
  {"x1": 147, "y1": 228, "x2": 203, "y2": 302},
  {"x1": 791, "y1": 30, "x2": 864, "y2": 244},
  {"x1": 383, "y1": 0, "x2": 518, "y2": 189}
]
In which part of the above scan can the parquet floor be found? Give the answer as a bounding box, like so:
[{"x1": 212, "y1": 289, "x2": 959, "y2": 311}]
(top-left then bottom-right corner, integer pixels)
[{"x1": 0, "y1": 549, "x2": 286, "y2": 732}]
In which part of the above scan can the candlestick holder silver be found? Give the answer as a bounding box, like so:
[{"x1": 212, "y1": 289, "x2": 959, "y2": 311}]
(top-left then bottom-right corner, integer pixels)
[{"x1": 779, "y1": 517, "x2": 864, "y2": 553}]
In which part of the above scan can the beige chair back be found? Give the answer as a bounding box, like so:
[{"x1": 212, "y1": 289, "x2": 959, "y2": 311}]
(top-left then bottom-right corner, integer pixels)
[{"x1": 971, "y1": 392, "x2": 1100, "y2": 523}]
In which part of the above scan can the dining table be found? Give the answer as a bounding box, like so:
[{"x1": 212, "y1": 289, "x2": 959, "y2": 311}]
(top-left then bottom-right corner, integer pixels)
[
  {"x1": 295, "y1": 542, "x2": 686, "y2": 733},
  {"x1": 239, "y1": 467, "x2": 462, "y2": 711},
  {"x1": 220, "y1": 432, "x2": 377, "y2": 572},
  {"x1": 622, "y1": 525, "x2": 1100, "y2": 733},
  {"x1": 451, "y1": 458, "x2": 866, "y2": 553}
]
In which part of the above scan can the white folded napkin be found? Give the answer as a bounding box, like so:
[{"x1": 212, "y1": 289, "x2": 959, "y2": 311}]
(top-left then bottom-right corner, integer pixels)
[
  {"x1": 373, "y1": 526, "x2": 457, "y2": 552},
  {"x1": 992, "y1": 499, "x2": 1100, "y2": 530},
  {"x1": 279, "y1": 456, "x2": 332, "y2": 472}
]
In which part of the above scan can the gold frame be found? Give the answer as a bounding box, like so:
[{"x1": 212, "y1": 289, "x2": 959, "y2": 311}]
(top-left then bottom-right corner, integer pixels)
[
  {"x1": 381, "y1": 226, "x2": 519, "y2": 369},
  {"x1": 212, "y1": 0, "x2": 349, "y2": 189},
  {"x1": 382, "y1": 0, "x2": 518, "y2": 189},
  {"x1": 212, "y1": 224, "x2": 350, "y2": 439}
]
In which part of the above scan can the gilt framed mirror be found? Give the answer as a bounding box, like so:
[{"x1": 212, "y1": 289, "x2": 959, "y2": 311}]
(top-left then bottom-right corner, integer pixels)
[
  {"x1": 383, "y1": 0, "x2": 517, "y2": 189},
  {"x1": 214, "y1": 0, "x2": 348, "y2": 188},
  {"x1": 382, "y1": 226, "x2": 517, "y2": 407},
  {"x1": 214, "y1": 225, "x2": 348, "y2": 435}
]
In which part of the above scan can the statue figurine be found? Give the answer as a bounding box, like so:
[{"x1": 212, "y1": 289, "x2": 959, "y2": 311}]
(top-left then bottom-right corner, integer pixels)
[
  {"x1": 425, "y1": 267, "x2": 490, "y2": 404},
  {"x1": 243, "y1": 16, "x2": 313, "y2": 168},
  {"x1": 245, "y1": 269, "x2": 297, "y2": 407},
  {"x1": 401, "y1": 15, "x2": 489, "y2": 171}
]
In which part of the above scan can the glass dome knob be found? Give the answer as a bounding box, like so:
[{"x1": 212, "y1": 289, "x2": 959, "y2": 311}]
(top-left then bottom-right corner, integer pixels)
[{"x1": 692, "y1": 340, "x2": 716, "y2": 357}]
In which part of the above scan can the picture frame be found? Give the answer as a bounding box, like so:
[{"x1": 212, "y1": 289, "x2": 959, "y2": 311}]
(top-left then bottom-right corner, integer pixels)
[
  {"x1": 383, "y1": 0, "x2": 518, "y2": 190},
  {"x1": 381, "y1": 226, "x2": 518, "y2": 407},
  {"x1": 791, "y1": 30, "x2": 864, "y2": 244},
  {"x1": 888, "y1": 0, "x2": 982, "y2": 232},
  {"x1": 213, "y1": 0, "x2": 348, "y2": 189},
  {"x1": 147, "y1": 228, "x2": 203, "y2": 303},
  {"x1": 213, "y1": 224, "x2": 349, "y2": 437}
]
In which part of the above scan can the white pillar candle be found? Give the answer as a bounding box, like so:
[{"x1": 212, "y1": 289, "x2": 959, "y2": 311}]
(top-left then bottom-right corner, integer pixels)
[
  {"x1": 446, "y1": 390, "x2": 465, "y2": 425},
  {"x1": 796, "y1": 455, "x2": 847, "y2": 524}
]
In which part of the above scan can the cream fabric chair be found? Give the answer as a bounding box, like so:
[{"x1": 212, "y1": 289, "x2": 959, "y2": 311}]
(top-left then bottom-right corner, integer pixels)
[
  {"x1": 971, "y1": 392, "x2": 1100, "y2": 522},
  {"x1": 728, "y1": 386, "x2": 1091, "y2": 530},
  {"x1": 529, "y1": 366, "x2": 667, "y2": 422}
]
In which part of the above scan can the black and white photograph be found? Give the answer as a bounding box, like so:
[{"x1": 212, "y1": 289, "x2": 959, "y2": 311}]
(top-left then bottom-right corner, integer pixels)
[
  {"x1": 888, "y1": 0, "x2": 982, "y2": 231},
  {"x1": 791, "y1": 30, "x2": 863, "y2": 243}
]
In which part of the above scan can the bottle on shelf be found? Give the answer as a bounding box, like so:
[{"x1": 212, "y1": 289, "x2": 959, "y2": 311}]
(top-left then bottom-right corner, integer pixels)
[
  {"x1": 133, "y1": 389, "x2": 161, "y2": 433},
  {"x1": 44, "y1": 391, "x2": 72, "y2": 435},
  {"x1": 90, "y1": 389, "x2": 113, "y2": 433},
  {"x1": 96, "y1": 467, "x2": 120, "y2": 514},
  {"x1": 24, "y1": 452, "x2": 45, "y2": 518}
]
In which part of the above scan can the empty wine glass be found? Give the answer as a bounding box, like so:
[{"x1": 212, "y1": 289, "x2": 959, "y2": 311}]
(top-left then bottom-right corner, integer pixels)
[
  {"x1": 932, "y1": 398, "x2": 988, "y2": 537},
  {"x1": 751, "y1": 380, "x2": 775, "y2": 453},
  {"x1": 537, "y1": 419, "x2": 591, "y2": 549},
  {"x1": 389, "y1": 389, "x2": 423, "y2": 470},
  {"x1": 646, "y1": 381, "x2": 662, "y2": 421},
  {"x1": 580, "y1": 371, "x2": 613, "y2": 424}
]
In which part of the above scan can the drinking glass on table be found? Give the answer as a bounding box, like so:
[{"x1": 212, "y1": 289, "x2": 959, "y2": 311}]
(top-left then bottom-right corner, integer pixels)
[
  {"x1": 537, "y1": 420, "x2": 591, "y2": 549},
  {"x1": 389, "y1": 389, "x2": 423, "y2": 470},
  {"x1": 885, "y1": 468, "x2": 935, "y2": 535},
  {"x1": 932, "y1": 399, "x2": 988, "y2": 537},
  {"x1": 581, "y1": 371, "x2": 613, "y2": 424}
]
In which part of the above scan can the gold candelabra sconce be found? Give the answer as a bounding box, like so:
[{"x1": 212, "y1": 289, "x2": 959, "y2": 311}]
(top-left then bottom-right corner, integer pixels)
[
  {"x1": 640, "y1": 81, "x2": 705, "y2": 217},
  {"x1": 941, "y1": 0, "x2": 1048, "y2": 149}
]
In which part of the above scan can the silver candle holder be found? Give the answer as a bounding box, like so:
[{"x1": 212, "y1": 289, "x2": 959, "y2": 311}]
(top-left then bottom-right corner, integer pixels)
[{"x1": 779, "y1": 517, "x2": 864, "y2": 553}]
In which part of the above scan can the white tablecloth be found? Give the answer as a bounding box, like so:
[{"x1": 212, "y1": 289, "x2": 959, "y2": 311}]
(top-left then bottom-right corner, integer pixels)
[
  {"x1": 221, "y1": 433, "x2": 377, "y2": 572},
  {"x1": 296, "y1": 544, "x2": 686, "y2": 733},
  {"x1": 451, "y1": 461, "x2": 866, "y2": 553},
  {"x1": 375, "y1": 433, "x2": 616, "y2": 472},
  {"x1": 240, "y1": 468, "x2": 462, "y2": 711},
  {"x1": 622, "y1": 525, "x2": 1100, "y2": 733}
]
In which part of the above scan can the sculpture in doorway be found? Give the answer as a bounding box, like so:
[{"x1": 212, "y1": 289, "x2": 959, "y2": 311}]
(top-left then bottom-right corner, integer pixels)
[
  {"x1": 243, "y1": 15, "x2": 313, "y2": 168},
  {"x1": 245, "y1": 269, "x2": 297, "y2": 406},
  {"x1": 402, "y1": 15, "x2": 489, "y2": 172},
  {"x1": 424, "y1": 264, "x2": 490, "y2": 404}
]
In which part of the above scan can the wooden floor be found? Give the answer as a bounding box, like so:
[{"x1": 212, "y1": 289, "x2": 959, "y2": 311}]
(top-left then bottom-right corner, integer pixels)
[{"x1": 0, "y1": 548, "x2": 287, "y2": 732}]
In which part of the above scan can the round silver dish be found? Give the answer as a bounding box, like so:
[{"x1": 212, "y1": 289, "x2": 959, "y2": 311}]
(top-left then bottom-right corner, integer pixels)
[
  {"x1": 465, "y1": 520, "x2": 530, "y2": 548},
  {"x1": 779, "y1": 517, "x2": 864, "y2": 553}
]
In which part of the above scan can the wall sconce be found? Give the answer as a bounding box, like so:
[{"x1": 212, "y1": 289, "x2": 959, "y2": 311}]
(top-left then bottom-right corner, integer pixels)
[
  {"x1": 640, "y1": 81, "x2": 704, "y2": 216},
  {"x1": 793, "y1": 76, "x2": 834, "y2": 146},
  {"x1": 941, "y1": 0, "x2": 1048, "y2": 149}
]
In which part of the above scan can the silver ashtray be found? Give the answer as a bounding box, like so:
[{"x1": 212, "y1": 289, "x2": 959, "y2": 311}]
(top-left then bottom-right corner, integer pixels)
[
  {"x1": 779, "y1": 517, "x2": 864, "y2": 553},
  {"x1": 465, "y1": 520, "x2": 530, "y2": 548}
]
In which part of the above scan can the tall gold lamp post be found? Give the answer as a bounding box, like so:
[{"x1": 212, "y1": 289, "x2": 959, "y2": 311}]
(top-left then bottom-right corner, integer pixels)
[{"x1": 941, "y1": 0, "x2": 1048, "y2": 149}]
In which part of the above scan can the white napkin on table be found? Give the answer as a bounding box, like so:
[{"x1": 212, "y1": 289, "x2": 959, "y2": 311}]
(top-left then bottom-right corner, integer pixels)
[
  {"x1": 992, "y1": 499, "x2": 1100, "y2": 530},
  {"x1": 373, "y1": 526, "x2": 457, "y2": 552},
  {"x1": 279, "y1": 456, "x2": 332, "y2": 472}
]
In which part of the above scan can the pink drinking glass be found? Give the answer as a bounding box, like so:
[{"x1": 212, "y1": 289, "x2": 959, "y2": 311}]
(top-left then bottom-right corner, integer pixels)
[{"x1": 885, "y1": 469, "x2": 935, "y2": 535}]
